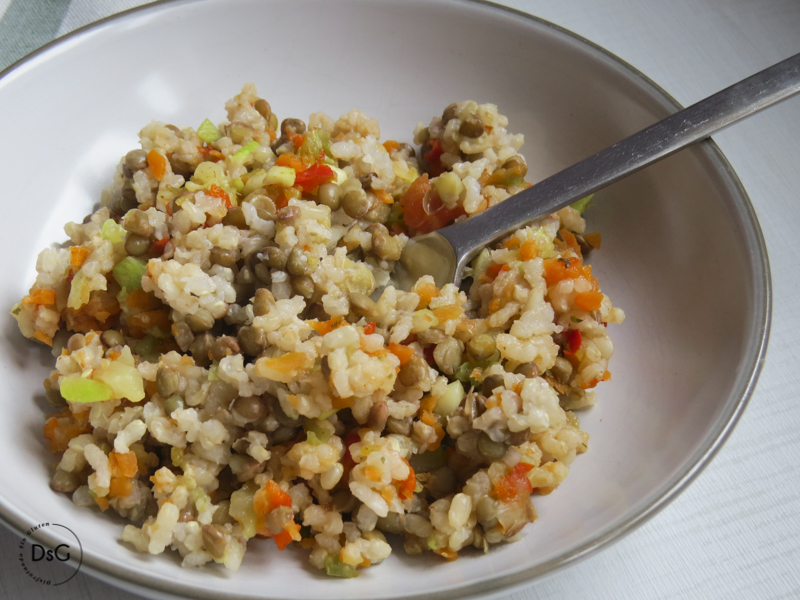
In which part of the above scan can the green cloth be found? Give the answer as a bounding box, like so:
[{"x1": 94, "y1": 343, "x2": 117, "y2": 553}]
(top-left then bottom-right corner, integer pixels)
[
  {"x1": 0, "y1": 0, "x2": 153, "y2": 72},
  {"x1": 0, "y1": 0, "x2": 73, "y2": 70}
]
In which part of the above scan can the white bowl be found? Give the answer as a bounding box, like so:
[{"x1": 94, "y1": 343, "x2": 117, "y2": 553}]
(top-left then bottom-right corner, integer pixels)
[{"x1": 0, "y1": 0, "x2": 769, "y2": 598}]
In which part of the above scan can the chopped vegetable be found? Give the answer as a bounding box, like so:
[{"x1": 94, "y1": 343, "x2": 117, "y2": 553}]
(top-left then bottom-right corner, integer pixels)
[
  {"x1": 93, "y1": 361, "x2": 145, "y2": 402},
  {"x1": 147, "y1": 149, "x2": 167, "y2": 181},
  {"x1": 570, "y1": 194, "x2": 594, "y2": 214},
  {"x1": 574, "y1": 291, "x2": 603, "y2": 311},
  {"x1": 59, "y1": 376, "x2": 114, "y2": 403},
  {"x1": 21, "y1": 288, "x2": 55, "y2": 305},
  {"x1": 197, "y1": 118, "x2": 222, "y2": 143},
  {"x1": 113, "y1": 257, "x2": 147, "y2": 291},
  {"x1": 232, "y1": 141, "x2": 259, "y2": 162},
  {"x1": 324, "y1": 555, "x2": 359, "y2": 578},
  {"x1": 294, "y1": 163, "x2": 335, "y2": 191},
  {"x1": 264, "y1": 165, "x2": 296, "y2": 188},
  {"x1": 492, "y1": 462, "x2": 534, "y2": 502},
  {"x1": 434, "y1": 380, "x2": 465, "y2": 416},
  {"x1": 101, "y1": 219, "x2": 126, "y2": 244}
]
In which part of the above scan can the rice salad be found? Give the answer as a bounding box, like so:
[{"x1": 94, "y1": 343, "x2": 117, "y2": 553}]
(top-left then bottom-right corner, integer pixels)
[{"x1": 12, "y1": 85, "x2": 624, "y2": 577}]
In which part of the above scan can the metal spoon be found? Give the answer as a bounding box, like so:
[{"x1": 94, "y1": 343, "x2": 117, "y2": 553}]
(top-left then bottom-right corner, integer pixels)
[{"x1": 395, "y1": 52, "x2": 800, "y2": 290}]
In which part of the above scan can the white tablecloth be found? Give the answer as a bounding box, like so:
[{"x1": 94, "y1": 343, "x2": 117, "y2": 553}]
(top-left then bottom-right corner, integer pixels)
[{"x1": 1, "y1": 0, "x2": 798, "y2": 598}]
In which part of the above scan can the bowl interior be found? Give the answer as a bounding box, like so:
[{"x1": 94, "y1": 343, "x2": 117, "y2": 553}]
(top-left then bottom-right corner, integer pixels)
[{"x1": 0, "y1": 0, "x2": 767, "y2": 599}]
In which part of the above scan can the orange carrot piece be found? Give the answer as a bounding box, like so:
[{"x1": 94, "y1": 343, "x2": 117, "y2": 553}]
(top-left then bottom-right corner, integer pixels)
[
  {"x1": 33, "y1": 331, "x2": 53, "y2": 346},
  {"x1": 415, "y1": 282, "x2": 439, "y2": 309},
  {"x1": 373, "y1": 189, "x2": 394, "y2": 205},
  {"x1": 383, "y1": 140, "x2": 400, "y2": 152},
  {"x1": 206, "y1": 183, "x2": 232, "y2": 209},
  {"x1": 108, "y1": 476, "x2": 133, "y2": 499},
  {"x1": 432, "y1": 305, "x2": 463, "y2": 322},
  {"x1": 520, "y1": 239, "x2": 538, "y2": 260},
  {"x1": 112, "y1": 451, "x2": 139, "y2": 478},
  {"x1": 147, "y1": 149, "x2": 167, "y2": 181},
  {"x1": 583, "y1": 232, "x2": 602, "y2": 249},
  {"x1": 397, "y1": 463, "x2": 416, "y2": 500},
  {"x1": 276, "y1": 153, "x2": 304, "y2": 172},
  {"x1": 387, "y1": 343, "x2": 414, "y2": 365},
  {"x1": 70, "y1": 245, "x2": 91, "y2": 268},
  {"x1": 574, "y1": 291, "x2": 604, "y2": 311},
  {"x1": 22, "y1": 288, "x2": 56, "y2": 305}
]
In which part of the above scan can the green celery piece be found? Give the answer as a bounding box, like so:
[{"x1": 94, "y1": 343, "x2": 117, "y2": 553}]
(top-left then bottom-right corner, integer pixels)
[
  {"x1": 318, "y1": 408, "x2": 339, "y2": 420},
  {"x1": 197, "y1": 118, "x2": 221, "y2": 143},
  {"x1": 305, "y1": 420, "x2": 331, "y2": 444},
  {"x1": 570, "y1": 194, "x2": 594, "y2": 214},
  {"x1": 59, "y1": 376, "x2": 114, "y2": 403},
  {"x1": 232, "y1": 141, "x2": 259, "y2": 161},
  {"x1": 324, "y1": 555, "x2": 359, "y2": 578},
  {"x1": 113, "y1": 257, "x2": 147, "y2": 291},
  {"x1": 101, "y1": 219, "x2": 126, "y2": 244},
  {"x1": 435, "y1": 381, "x2": 465, "y2": 416}
]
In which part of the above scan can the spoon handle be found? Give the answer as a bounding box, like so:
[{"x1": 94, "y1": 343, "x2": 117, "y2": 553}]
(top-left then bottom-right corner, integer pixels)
[{"x1": 439, "y1": 52, "x2": 800, "y2": 275}]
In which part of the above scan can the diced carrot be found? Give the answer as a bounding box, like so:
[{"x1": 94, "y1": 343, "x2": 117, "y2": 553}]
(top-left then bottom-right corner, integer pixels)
[
  {"x1": 206, "y1": 183, "x2": 232, "y2": 209},
  {"x1": 147, "y1": 149, "x2": 167, "y2": 181},
  {"x1": 397, "y1": 462, "x2": 416, "y2": 500},
  {"x1": 583, "y1": 232, "x2": 602, "y2": 249},
  {"x1": 574, "y1": 291, "x2": 604, "y2": 311},
  {"x1": 557, "y1": 229, "x2": 581, "y2": 255},
  {"x1": 373, "y1": 189, "x2": 394, "y2": 204},
  {"x1": 259, "y1": 352, "x2": 307, "y2": 374},
  {"x1": 387, "y1": 343, "x2": 414, "y2": 365},
  {"x1": 501, "y1": 235, "x2": 520, "y2": 249},
  {"x1": 22, "y1": 288, "x2": 56, "y2": 305},
  {"x1": 420, "y1": 410, "x2": 437, "y2": 427},
  {"x1": 519, "y1": 239, "x2": 538, "y2": 261},
  {"x1": 111, "y1": 451, "x2": 139, "y2": 478},
  {"x1": 363, "y1": 322, "x2": 376, "y2": 335},
  {"x1": 43, "y1": 411, "x2": 89, "y2": 453},
  {"x1": 308, "y1": 316, "x2": 344, "y2": 336},
  {"x1": 95, "y1": 496, "x2": 109, "y2": 511},
  {"x1": 276, "y1": 153, "x2": 305, "y2": 173},
  {"x1": 34, "y1": 331, "x2": 53, "y2": 346},
  {"x1": 364, "y1": 465, "x2": 383, "y2": 482},
  {"x1": 383, "y1": 140, "x2": 400, "y2": 153},
  {"x1": 70, "y1": 245, "x2": 92, "y2": 268},
  {"x1": 602, "y1": 370, "x2": 612, "y2": 381},
  {"x1": 420, "y1": 395, "x2": 437, "y2": 413},
  {"x1": 432, "y1": 305, "x2": 463, "y2": 322},
  {"x1": 488, "y1": 298, "x2": 500, "y2": 313},
  {"x1": 415, "y1": 281, "x2": 439, "y2": 309},
  {"x1": 480, "y1": 263, "x2": 510, "y2": 283},
  {"x1": 492, "y1": 462, "x2": 534, "y2": 502},
  {"x1": 542, "y1": 257, "x2": 583, "y2": 287},
  {"x1": 274, "y1": 522, "x2": 301, "y2": 550},
  {"x1": 108, "y1": 476, "x2": 133, "y2": 498}
]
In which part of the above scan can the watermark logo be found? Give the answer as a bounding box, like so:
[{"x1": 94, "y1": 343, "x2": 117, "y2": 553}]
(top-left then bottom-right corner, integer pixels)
[{"x1": 18, "y1": 523, "x2": 82, "y2": 586}]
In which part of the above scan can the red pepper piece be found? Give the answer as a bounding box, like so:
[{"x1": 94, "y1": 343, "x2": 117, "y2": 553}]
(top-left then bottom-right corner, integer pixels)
[{"x1": 294, "y1": 163, "x2": 335, "y2": 192}]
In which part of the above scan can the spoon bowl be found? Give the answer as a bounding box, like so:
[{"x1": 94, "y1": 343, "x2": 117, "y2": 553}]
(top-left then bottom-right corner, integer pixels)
[{"x1": 398, "y1": 52, "x2": 800, "y2": 289}]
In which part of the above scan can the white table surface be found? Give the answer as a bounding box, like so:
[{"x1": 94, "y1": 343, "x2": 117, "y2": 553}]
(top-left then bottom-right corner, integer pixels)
[{"x1": 1, "y1": 0, "x2": 799, "y2": 598}]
